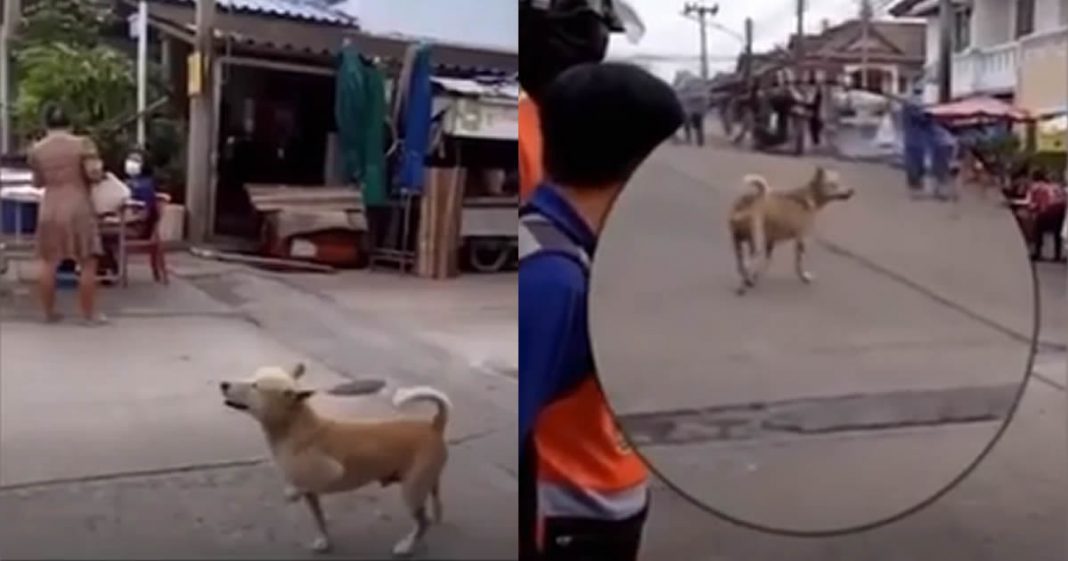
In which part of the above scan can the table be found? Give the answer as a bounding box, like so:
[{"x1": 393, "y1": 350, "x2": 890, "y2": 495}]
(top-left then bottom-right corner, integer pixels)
[{"x1": 0, "y1": 188, "x2": 143, "y2": 285}]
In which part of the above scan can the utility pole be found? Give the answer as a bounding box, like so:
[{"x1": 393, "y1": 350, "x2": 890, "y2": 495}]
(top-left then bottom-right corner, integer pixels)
[
  {"x1": 185, "y1": 0, "x2": 216, "y2": 243},
  {"x1": 135, "y1": 0, "x2": 149, "y2": 148},
  {"x1": 860, "y1": 0, "x2": 872, "y2": 91},
  {"x1": 937, "y1": 0, "x2": 952, "y2": 102},
  {"x1": 794, "y1": 0, "x2": 805, "y2": 155},
  {"x1": 683, "y1": 2, "x2": 719, "y2": 80},
  {"x1": 1, "y1": 0, "x2": 22, "y2": 156},
  {"x1": 743, "y1": 17, "x2": 753, "y2": 87}
]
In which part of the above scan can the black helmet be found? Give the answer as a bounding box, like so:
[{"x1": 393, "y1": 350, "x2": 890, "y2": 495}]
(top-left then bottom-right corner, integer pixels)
[{"x1": 520, "y1": 0, "x2": 645, "y2": 100}]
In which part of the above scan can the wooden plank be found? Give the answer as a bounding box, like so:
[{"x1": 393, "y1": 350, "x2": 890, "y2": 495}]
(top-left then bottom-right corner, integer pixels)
[{"x1": 417, "y1": 167, "x2": 465, "y2": 279}]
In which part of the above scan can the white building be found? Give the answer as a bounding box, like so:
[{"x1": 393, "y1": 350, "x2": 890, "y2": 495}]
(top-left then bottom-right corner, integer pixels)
[{"x1": 891, "y1": 0, "x2": 1068, "y2": 117}]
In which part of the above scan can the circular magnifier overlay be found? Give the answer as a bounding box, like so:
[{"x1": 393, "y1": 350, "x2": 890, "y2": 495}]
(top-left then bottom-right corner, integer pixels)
[{"x1": 589, "y1": 121, "x2": 1038, "y2": 536}]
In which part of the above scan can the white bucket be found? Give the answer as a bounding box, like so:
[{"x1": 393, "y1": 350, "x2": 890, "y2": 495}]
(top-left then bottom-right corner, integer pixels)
[{"x1": 158, "y1": 203, "x2": 185, "y2": 242}]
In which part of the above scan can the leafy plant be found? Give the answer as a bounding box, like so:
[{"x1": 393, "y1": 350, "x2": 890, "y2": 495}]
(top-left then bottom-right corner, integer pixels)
[{"x1": 12, "y1": 0, "x2": 186, "y2": 191}]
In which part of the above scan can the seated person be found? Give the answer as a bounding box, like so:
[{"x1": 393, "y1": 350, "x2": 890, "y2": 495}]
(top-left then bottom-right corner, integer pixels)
[{"x1": 99, "y1": 151, "x2": 161, "y2": 278}]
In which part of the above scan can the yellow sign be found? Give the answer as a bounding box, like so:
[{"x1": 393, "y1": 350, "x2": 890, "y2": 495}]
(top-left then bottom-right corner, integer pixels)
[{"x1": 187, "y1": 53, "x2": 202, "y2": 96}]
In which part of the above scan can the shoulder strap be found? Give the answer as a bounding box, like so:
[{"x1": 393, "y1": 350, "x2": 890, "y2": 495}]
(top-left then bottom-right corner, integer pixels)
[{"x1": 518, "y1": 213, "x2": 591, "y2": 272}]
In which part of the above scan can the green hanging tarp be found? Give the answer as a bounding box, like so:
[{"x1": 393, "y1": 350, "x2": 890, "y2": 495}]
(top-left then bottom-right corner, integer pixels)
[{"x1": 335, "y1": 47, "x2": 387, "y2": 206}]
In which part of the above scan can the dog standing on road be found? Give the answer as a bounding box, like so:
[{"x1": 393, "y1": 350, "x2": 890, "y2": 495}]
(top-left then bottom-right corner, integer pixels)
[
  {"x1": 729, "y1": 167, "x2": 854, "y2": 294},
  {"x1": 220, "y1": 364, "x2": 451, "y2": 557}
]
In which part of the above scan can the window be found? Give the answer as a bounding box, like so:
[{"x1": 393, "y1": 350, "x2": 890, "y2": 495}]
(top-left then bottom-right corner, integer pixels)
[
  {"x1": 953, "y1": 8, "x2": 972, "y2": 52},
  {"x1": 1015, "y1": 0, "x2": 1035, "y2": 38}
]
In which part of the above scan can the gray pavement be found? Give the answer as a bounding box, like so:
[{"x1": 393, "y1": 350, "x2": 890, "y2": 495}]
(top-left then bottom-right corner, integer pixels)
[
  {"x1": 595, "y1": 145, "x2": 1065, "y2": 558},
  {"x1": 0, "y1": 261, "x2": 516, "y2": 559}
]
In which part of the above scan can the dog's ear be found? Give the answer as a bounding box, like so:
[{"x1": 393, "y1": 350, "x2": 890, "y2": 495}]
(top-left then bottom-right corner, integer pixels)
[
  {"x1": 291, "y1": 363, "x2": 306, "y2": 379},
  {"x1": 813, "y1": 167, "x2": 826, "y2": 183}
]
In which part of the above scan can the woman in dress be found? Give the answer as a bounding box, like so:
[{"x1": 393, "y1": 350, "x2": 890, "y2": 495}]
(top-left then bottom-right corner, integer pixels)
[{"x1": 27, "y1": 105, "x2": 107, "y2": 324}]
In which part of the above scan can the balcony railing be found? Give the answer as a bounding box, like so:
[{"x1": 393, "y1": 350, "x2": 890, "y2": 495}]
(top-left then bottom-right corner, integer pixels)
[
  {"x1": 951, "y1": 42, "x2": 1018, "y2": 97},
  {"x1": 950, "y1": 25, "x2": 1068, "y2": 100}
]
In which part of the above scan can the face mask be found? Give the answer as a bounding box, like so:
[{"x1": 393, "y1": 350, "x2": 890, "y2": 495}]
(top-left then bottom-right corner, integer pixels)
[{"x1": 125, "y1": 160, "x2": 142, "y2": 177}]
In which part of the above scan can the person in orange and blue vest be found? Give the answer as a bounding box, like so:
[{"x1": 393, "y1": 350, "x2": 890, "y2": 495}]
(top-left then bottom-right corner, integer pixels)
[{"x1": 519, "y1": 62, "x2": 685, "y2": 560}]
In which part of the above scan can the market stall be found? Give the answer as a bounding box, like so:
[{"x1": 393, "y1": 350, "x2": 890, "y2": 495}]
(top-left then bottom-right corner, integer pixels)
[{"x1": 415, "y1": 76, "x2": 518, "y2": 278}]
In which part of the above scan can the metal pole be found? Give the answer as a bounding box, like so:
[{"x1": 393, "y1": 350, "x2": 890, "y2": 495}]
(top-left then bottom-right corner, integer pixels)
[
  {"x1": 860, "y1": 0, "x2": 872, "y2": 91},
  {"x1": 937, "y1": 0, "x2": 952, "y2": 102},
  {"x1": 1, "y1": 0, "x2": 21, "y2": 155},
  {"x1": 185, "y1": 0, "x2": 216, "y2": 243},
  {"x1": 136, "y1": 0, "x2": 149, "y2": 147},
  {"x1": 794, "y1": 0, "x2": 805, "y2": 155},
  {"x1": 698, "y1": 10, "x2": 709, "y2": 80},
  {"x1": 743, "y1": 18, "x2": 753, "y2": 86},
  {"x1": 683, "y1": 3, "x2": 718, "y2": 81}
]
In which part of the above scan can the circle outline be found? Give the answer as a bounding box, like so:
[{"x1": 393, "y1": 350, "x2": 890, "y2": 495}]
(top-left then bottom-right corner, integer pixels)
[{"x1": 589, "y1": 128, "x2": 1042, "y2": 537}]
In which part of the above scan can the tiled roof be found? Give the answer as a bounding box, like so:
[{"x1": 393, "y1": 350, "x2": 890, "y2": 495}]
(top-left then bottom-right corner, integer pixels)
[{"x1": 167, "y1": 0, "x2": 358, "y2": 27}]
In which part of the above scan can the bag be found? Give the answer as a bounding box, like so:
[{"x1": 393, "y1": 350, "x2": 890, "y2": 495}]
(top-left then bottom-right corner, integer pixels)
[{"x1": 91, "y1": 172, "x2": 131, "y2": 215}]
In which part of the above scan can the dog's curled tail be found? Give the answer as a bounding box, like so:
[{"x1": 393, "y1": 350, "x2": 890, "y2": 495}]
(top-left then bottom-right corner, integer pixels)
[
  {"x1": 744, "y1": 174, "x2": 770, "y2": 196},
  {"x1": 393, "y1": 386, "x2": 452, "y2": 432}
]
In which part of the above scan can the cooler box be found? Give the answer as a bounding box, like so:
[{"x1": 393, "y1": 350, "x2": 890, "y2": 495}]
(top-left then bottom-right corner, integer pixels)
[{"x1": 1, "y1": 200, "x2": 38, "y2": 234}]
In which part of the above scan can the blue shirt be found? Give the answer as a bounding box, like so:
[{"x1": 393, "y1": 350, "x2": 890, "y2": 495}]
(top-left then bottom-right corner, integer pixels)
[
  {"x1": 127, "y1": 175, "x2": 158, "y2": 211},
  {"x1": 519, "y1": 185, "x2": 598, "y2": 447}
]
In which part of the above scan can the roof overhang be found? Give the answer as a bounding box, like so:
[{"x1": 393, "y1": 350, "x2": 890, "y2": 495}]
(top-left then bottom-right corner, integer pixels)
[{"x1": 135, "y1": 0, "x2": 517, "y2": 74}]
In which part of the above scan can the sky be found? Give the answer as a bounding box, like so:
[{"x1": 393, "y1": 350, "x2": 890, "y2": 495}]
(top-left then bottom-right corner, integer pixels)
[
  {"x1": 329, "y1": 1, "x2": 896, "y2": 80},
  {"x1": 334, "y1": 0, "x2": 518, "y2": 51},
  {"x1": 607, "y1": 0, "x2": 890, "y2": 81}
]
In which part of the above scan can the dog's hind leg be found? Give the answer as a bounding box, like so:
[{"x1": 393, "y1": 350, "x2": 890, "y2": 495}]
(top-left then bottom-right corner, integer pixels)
[
  {"x1": 393, "y1": 478, "x2": 434, "y2": 557},
  {"x1": 733, "y1": 237, "x2": 753, "y2": 294},
  {"x1": 748, "y1": 213, "x2": 770, "y2": 285},
  {"x1": 429, "y1": 480, "x2": 444, "y2": 524},
  {"x1": 794, "y1": 238, "x2": 815, "y2": 284},
  {"x1": 302, "y1": 493, "x2": 332, "y2": 553}
]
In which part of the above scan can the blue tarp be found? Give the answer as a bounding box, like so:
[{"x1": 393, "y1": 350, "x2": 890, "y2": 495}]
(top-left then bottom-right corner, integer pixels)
[{"x1": 394, "y1": 43, "x2": 434, "y2": 195}]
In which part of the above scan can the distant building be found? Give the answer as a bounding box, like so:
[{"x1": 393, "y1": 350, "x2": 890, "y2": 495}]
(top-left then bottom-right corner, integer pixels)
[
  {"x1": 888, "y1": 0, "x2": 1067, "y2": 118},
  {"x1": 734, "y1": 19, "x2": 927, "y2": 96}
]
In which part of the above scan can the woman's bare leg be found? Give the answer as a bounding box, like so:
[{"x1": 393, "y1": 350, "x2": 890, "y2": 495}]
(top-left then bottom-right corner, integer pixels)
[
  {"x1": 78, "y1": 257, "x2": 101, "y2": 321},
  {"x1": 37, "y1": 259, "x2": 59, "y2": 322}
]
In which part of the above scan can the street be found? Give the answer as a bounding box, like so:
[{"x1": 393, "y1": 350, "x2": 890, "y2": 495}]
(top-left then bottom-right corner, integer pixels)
[
  {"x1": 0, "y1": 258, "x2": 517, "y2": 560},
  {"x1": 592, "y1": 143, "x2": 1065, "y2": 559}
]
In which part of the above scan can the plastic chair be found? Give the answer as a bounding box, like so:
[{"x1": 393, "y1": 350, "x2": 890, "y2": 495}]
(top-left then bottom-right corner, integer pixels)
[{"x1": 107, "y1": 193, "x2": 170, "y2": 287}]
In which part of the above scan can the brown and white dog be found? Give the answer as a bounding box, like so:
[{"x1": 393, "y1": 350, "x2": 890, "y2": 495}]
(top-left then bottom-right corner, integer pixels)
[
  {"x1": 728, "y1": 167, "x2": 854, "y2": 294},
  {"x1": 220, "y1": 364, "x2": 451, "y2": 557}
]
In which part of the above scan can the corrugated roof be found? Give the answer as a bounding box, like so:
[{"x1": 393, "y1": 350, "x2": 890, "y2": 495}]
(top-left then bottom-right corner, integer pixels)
[{"x1": 168, "y1": 0, "x2": 358, "y2": 26}]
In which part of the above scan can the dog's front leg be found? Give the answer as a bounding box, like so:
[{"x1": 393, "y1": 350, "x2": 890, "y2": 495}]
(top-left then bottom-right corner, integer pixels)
[
  {"x1": 795, "y1": 238, "x2": 814, "y2": 284},
  {"x1": 302, "y1": 493, "x2": 332, "y2": 553}
]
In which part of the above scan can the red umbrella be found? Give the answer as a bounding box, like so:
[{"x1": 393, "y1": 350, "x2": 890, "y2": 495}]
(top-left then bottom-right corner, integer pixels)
[{"x1": 926, "y1": 96, "x2": 1032, "y2": 122}]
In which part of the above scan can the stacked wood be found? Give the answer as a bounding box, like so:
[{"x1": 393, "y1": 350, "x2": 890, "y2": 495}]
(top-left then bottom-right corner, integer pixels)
[{"x1": 417, "y1": 167, "x2": 465, "y2": 279}]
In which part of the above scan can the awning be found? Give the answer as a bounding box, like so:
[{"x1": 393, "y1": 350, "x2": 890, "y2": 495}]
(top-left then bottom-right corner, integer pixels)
[{"x1": 927, "y1": 96, "x2": 1033, "y2": 122}]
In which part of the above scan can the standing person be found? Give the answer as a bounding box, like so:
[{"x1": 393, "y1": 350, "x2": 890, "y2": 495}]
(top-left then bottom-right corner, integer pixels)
[
  {"x1": 674, "y1": 71, "x2": 708, "y2": 146},
  {"x1": 900, "y1": 85, "x2": 930, "y2": 199},
  {"x1": 519, "y1": 3, "x2": 644, "y2": 558},
  {"x1": 809, "y1": 84, "x2": 824, "y2": 147},
  {"x1": 519, "y1": 0, "x2": 635, "y2": 202},
  {"x1": 929, "y1": 120, "x2": 959, "y2": 201},
  {"x1": 27, "y1": 104, "x2": 107, "y2": 324},
  {"x1": 520, "y1": 62, "x2": 684, "y2": 561}
]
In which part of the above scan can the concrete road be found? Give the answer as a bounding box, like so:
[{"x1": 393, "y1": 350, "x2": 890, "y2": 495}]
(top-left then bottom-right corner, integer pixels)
[
  {"x1": 588, "y1": 144, "x2": 1065, "y2": 555},
  {"x1": 0, "y1": 262, "x2": 516, "y2": 560}
]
